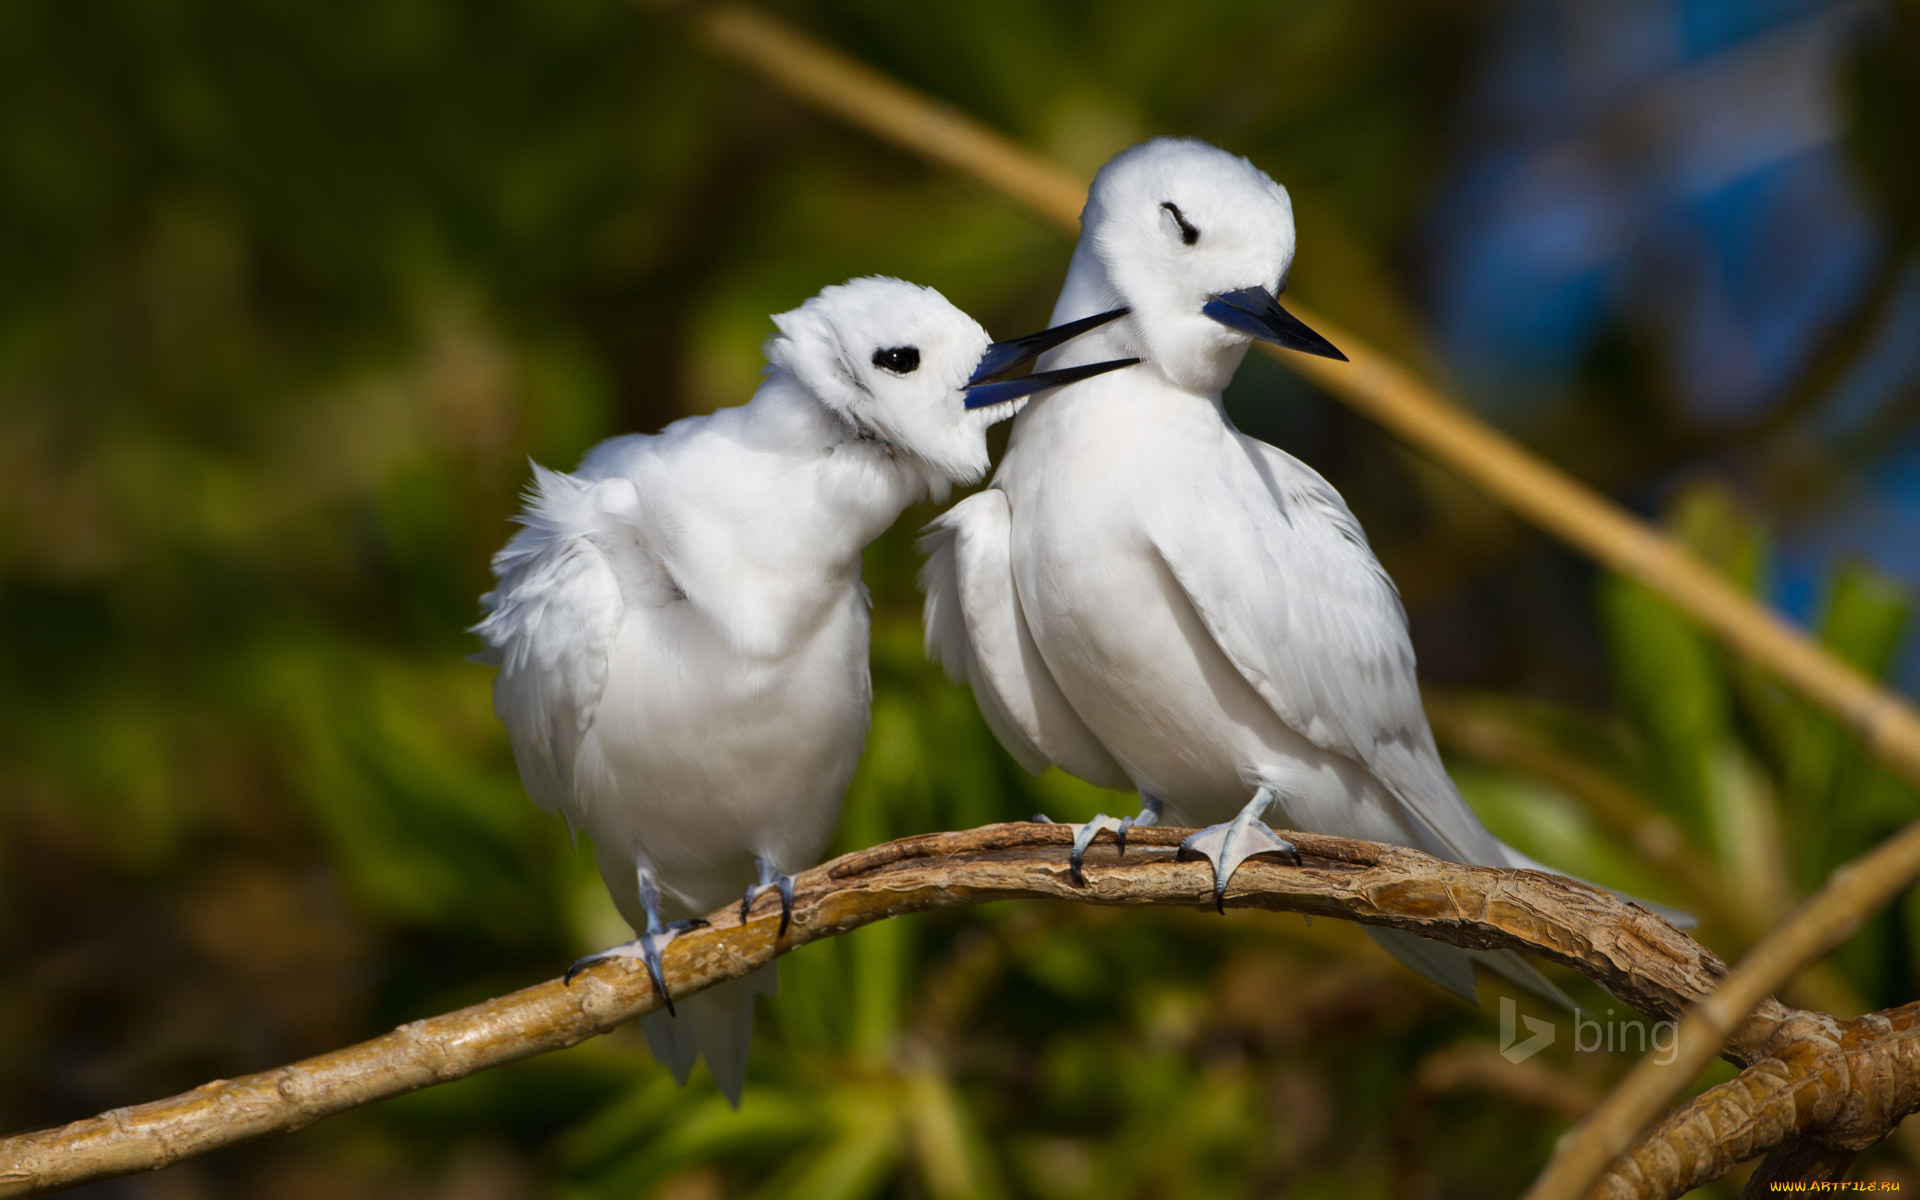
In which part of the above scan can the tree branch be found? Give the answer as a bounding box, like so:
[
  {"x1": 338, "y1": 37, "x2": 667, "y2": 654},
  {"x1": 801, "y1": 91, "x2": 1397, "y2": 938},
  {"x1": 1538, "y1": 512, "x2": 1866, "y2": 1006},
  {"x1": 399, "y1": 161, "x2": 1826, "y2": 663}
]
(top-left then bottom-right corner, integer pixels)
[
  {"x1": 6, "y1": 823, "x2": 1915, "y2": 1198},
  {"x1": 0, "y1": 822, "x2": 1733, "y2": 1197},
  {"x1": 1599, "y1": 1003, "x2": 1920, "y2": 1198},
  {"x1": 1423, "y1": 689, "x2": 1871, "y2": 1020},
  {"x1": 1529, "y1": 815, "x2": 1920, "y2": 1200}
]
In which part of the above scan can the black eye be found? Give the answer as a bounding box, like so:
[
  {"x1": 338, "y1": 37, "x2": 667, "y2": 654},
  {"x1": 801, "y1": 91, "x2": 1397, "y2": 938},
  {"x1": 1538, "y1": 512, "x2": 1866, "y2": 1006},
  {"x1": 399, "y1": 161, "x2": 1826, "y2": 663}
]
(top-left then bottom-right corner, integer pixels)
[
  {"x1": 871, "y1": 346, "x2": 920, "y2": 374},
  {"x1": 1160, "y1": 201, "x2": 1200, "y2": 245}
]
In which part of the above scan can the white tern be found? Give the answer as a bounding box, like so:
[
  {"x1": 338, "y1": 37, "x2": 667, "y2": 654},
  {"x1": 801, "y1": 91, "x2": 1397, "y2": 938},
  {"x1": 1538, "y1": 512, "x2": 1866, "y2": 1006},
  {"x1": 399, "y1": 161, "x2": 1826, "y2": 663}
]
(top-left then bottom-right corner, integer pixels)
[
  {"x1": 474, "y1": 276, "x2": 1136, "y2": 1103},
  {"x1": 923, "y1": 139, "x2": 1676, "y2": 1004}
]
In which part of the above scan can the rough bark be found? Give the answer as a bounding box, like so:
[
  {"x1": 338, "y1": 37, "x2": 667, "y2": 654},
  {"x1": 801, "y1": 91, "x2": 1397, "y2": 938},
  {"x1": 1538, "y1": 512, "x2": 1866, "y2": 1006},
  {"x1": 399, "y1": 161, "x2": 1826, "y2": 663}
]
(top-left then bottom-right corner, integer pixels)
[
  {"x1": 1597, "y1": 1005, "x2": 1920, "y2": 1198},
  {"x1": 1531, "y1": 816, "x2": 1920, "y2": 1200},
  {"x1": 1, "y1": 823, "x2": 1913, "y2": 1198}
]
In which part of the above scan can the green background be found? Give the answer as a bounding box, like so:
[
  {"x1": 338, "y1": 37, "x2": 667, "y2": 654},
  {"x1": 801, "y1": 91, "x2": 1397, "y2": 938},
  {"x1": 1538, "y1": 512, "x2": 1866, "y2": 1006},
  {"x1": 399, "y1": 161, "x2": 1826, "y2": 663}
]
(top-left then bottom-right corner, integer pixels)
[{"x1": 3, "y1": 2, "x2": 1917, "y2": 1196}]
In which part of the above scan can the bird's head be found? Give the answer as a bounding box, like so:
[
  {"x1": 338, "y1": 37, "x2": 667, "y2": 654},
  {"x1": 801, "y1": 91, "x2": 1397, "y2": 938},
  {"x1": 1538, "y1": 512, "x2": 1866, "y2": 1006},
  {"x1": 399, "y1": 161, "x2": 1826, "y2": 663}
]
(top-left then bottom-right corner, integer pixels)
[
  {"x1": 767, "y1": 277, "x2": 1135, "y2": 486},
  {"x1": 1079, "y1": 138, "x2": 1345, "y2": 393}
]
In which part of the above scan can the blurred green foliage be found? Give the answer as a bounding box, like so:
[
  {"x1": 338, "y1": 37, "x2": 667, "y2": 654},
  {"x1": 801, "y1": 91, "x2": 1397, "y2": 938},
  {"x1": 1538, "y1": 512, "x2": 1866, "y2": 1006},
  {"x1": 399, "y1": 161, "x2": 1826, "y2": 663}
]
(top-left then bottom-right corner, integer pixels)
[{"x1": 1, "y1": 2, "x2": 1916, "y2": 1197}]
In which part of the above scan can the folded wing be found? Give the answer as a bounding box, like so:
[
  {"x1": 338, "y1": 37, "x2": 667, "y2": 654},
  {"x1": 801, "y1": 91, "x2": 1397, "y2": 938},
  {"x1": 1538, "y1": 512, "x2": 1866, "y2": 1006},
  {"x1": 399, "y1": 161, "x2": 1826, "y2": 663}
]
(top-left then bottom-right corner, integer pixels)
[
  {"x1": 1140, "y1": 437, "x2": 1506, "y2": 867},
  {"x1": 920, "y1": 488, "x2": 1130, "y2": 790},
  {"x1": 472, "y1": 466, "x2": 635, "y2": 833}
]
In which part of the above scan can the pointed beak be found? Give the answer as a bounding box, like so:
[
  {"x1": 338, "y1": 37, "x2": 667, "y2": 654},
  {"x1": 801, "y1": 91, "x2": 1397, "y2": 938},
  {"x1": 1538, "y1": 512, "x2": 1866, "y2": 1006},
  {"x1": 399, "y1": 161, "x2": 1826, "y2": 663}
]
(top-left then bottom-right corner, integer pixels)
[
  {"x1": 962, "y1": 356, "x2": 1140, "y2": 409},
  {"x1": 967, "y1": 307, "x2": 1130, "y2": 386},
  {"x1": 1201, "y1": 286, "x2": 1347, "y2": 361}
]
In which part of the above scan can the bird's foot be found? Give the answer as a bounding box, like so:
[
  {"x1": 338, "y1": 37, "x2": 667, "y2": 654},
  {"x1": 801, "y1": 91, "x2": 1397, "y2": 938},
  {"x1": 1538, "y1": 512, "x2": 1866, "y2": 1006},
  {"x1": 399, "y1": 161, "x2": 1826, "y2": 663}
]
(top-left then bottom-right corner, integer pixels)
[
  {"x1": 1175, "y1": 786, "x2": 1298, "y2": 913},
  {"x1": 1067, "y1": 814, "x2": 1127, "y2": 886},
  {"x1": 1031, "y1": 800, "x2": 1162, "y2": 885},
  {"x1": 739, "y1": 858, "x2": 796, "y2": 938},
  {"x1": 563, "y1": 918, "x2": 711, "y2": 1015}
]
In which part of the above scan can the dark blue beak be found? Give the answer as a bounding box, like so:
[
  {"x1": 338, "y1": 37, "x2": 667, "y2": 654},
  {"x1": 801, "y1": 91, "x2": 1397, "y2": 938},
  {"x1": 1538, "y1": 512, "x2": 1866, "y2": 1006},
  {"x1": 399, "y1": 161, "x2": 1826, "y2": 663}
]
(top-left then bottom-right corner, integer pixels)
[
  {"x1": 962, "y1": 355, "x2": 1141, "y2": 409},
  {"x1": 963, "y1": 306, "x2": 1137, "y2": 410},
  {"x1": 967, "y1": 307, "x2": 1130, "y2": 386},
  {"x1": 1202, "y1": 286, "x2": 1346, "y2": 361}
]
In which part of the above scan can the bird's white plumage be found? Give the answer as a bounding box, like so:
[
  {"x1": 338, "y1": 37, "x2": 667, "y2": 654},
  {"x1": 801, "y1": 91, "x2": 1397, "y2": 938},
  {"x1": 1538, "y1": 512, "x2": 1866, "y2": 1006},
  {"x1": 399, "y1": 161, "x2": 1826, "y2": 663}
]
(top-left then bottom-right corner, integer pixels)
[
  {"x1": 478, "y1": 277, "x2": 1019, "y2": 1101},
  {"x1": 922, "y1": 138, "x2": 1565, "y2": 1000},
  {"x1": 476, "y1": 467, "x2": 657, "y2": 834},
  {"x1": 921, "y1": 491, "x2": 1130, "y2": 788},
  {"x1": 1143, "y1": 434, "x2": 1505, "y2": 866}
]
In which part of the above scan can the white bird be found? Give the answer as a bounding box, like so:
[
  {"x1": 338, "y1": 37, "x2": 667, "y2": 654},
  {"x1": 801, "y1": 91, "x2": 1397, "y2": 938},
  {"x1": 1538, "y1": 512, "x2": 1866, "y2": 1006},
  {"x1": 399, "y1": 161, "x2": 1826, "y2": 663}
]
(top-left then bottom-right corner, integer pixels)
[
  {"x1": 923, "y1": 139, "x2": 1668, "y2": 1004},
  {"x1": 472, "y1": 277, "x2": 1134, "y2": 1104}
]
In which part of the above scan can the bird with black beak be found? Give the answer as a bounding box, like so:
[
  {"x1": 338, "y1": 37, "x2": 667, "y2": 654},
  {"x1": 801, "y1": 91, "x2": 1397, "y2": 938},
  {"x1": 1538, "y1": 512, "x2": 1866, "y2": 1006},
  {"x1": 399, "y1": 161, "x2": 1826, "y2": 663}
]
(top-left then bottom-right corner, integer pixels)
[
  {"x1": 475, "y1": 276, "x2": 1134, "y2": 1105},
  {"x1": 924, "y1": 139, "x2": 1683, "y2": 1006}
]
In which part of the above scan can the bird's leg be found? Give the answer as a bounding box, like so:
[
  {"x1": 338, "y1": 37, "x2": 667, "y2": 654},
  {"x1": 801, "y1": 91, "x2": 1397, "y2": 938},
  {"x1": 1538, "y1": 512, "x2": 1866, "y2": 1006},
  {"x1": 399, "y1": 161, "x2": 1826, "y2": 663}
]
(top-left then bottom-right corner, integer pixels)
[
  {"x1": 1114, "y1": 794, "x2": 1164, "y2": 856},
  {"x1": 738, "y1": 855, "x2": 796, "y2": 939},
  {"x1": 1176, "y1": 786, "x2": 1300, "y2": 914},
  {"x1": 1030, "y1": 794, "x2": 1166, "y2": 887},
  {"x1": 563, "y1": 868, "x2": 710, "y2": 1015}
]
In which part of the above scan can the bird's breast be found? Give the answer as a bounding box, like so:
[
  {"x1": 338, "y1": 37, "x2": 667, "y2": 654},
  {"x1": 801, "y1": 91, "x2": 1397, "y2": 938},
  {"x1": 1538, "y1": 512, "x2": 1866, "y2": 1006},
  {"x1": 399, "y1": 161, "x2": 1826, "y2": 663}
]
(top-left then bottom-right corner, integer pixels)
[
  {"x1": 572, "y1": 585, "x2": 869, "y2": 898},
  {"x1": 1003, "y1": 408, "x2": 1266, "y2": 803}
]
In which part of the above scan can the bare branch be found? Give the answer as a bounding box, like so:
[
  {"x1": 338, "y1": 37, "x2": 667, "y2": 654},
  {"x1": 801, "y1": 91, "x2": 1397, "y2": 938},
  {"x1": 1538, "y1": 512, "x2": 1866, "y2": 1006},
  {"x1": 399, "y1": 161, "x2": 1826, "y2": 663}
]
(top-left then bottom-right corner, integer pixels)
[
  {"x1": 1423, "y1": 690, "x2": 1870, "y2": 1020},
  {"x1": 0, "y1": 823, "x2": 1733, "y2": 1197},
  {"x1": 9, "y1": 824, "x2": 1916, "y2": 1198},
  {"x1": 1599, "y1": 1004, "x2": 1920, "y2": 1198},
  {"x1": 1742, "y1": 1142, "x2": 1866, "y2": 1197},
  {"x1": 1528, "y1": 816, "x2": 1920, "y2": 1200}
]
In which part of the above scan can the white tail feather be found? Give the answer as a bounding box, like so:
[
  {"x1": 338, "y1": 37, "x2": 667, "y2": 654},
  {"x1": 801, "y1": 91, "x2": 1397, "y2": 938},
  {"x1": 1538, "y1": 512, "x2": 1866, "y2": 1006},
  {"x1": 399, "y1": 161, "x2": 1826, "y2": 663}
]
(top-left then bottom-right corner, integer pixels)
[
  {"x1": 640, "y1": 964, "x2": 779, "y2": 1108},
  {"x1": 1365, "y1": 926, "x2": 1576, "y2": 1009}
]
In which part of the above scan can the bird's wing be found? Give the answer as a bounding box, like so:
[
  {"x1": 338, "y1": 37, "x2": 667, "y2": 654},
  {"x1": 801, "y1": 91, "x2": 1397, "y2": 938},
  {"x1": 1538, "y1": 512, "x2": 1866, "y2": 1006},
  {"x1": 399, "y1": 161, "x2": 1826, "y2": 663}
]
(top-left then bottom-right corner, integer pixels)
[
  {"x1": 473, "y1": 466, "x2": 648, "y2": 831},
  {"x1": 1141, "y1": 436, "x2": 1502, "y2": 865},
  {"x1": 920, "y1": 489, "x2": 1131, "y2": 789}
]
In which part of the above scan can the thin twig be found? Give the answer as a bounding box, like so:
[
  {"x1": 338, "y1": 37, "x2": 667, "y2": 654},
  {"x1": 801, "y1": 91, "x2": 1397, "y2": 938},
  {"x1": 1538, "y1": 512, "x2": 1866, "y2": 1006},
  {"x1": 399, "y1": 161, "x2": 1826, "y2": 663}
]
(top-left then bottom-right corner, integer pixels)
[
  {"x1": 1394, "y1": 1047, "x2": 1601, "y2": 1200},
  {"x1": 1525, "y1": 816, "x2": 1920, "y2": 1200},
  {"x1": 636, "y1": 0, "x2": 1920, "y2": 791},
  {"x1": 1414, "y1": 1046, "x2": 1601, "y2": 1121}
]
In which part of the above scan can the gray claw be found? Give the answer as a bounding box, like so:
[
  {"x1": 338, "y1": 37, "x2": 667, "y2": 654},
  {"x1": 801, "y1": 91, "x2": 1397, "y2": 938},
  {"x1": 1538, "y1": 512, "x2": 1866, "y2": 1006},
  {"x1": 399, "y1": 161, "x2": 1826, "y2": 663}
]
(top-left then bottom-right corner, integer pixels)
[
  {"x1": 1118, "y1": 797, "x2": 1161, "y2": 857},
  {"x1": 562, "y1": 917, "x2": 709, "y2": 1016},
  {"x1": 1035, "y1": 803, "x2": 1164, "y2": 884},
  {"x1": 1068, "y1": 815, "x2": 1103, "y2": 886},
  {"x1": 1177, "y1": 786, "x2": 1296, "y2": 914},
  {"x1": 563, "y1": 934, "x2": 671, "y2": 1009},
  {"x1": 649, "y1": 919, "x2": 709, "y2": 1014},
  {"x1": 1068, "y1": 814, "x2": 1130, "y2": 886},
  {"x1": 741, "y1": 859, "x2": 796, "y2": 939},
  {"x1": 641, "y1": 932, "x2": 674, "y2": 1015}
]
